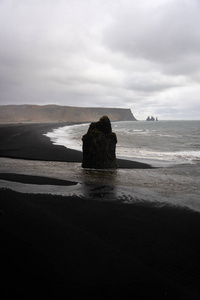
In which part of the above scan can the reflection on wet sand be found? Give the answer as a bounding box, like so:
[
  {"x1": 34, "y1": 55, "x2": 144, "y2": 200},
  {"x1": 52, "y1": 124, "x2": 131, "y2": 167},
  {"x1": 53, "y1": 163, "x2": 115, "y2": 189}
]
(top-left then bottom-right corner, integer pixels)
[
  {"x1": 82, "y1": 182, "x2": 117, "y2": 201},
  {"x1": 1, "y1": 158, "x2": 200, "y2": 212},
  {"x1": 81, "y1": 168, "x2": 118, "y2": 185}
]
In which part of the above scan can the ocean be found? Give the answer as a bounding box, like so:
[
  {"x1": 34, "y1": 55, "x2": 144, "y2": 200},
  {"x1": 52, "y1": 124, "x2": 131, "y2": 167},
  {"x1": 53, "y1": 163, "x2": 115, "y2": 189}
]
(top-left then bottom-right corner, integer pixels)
[{"x1": 45, "y1": 120, "x2": 200, "y2": 167}]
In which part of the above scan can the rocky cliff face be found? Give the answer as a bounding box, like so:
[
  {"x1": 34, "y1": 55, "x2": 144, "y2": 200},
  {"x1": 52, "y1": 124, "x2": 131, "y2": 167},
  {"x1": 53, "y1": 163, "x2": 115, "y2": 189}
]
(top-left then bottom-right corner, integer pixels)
[
  {"x1": 0, "y1": 105, "x2": 136, "y2": 123},
  {"x1": 82, "y1": 116, "x2": 118, "y2": 169}
]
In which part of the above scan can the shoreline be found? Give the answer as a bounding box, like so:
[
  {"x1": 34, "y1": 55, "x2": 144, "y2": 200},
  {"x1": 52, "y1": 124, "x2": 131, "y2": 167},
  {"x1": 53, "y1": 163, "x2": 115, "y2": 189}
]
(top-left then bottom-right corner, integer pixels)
[
  {"x1": 0, "y1": 122, "x2": 153, "y2": 168},
  {"x1": 0, "y1": 122, "x2": 83, "y2": 163},
  {"x1": 1, "y1": 122, "x2": 200, "y2": 297}
]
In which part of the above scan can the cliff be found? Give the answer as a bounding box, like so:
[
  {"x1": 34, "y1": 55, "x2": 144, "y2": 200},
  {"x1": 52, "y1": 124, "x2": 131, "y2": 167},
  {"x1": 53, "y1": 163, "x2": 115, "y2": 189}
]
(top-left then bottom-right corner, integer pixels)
[
  {"x1": 82, "y1": 116, "x2": 118, "y2": 169},
  {"x1": 0, "y1": 105, "x2": 137, "y2": 123}
]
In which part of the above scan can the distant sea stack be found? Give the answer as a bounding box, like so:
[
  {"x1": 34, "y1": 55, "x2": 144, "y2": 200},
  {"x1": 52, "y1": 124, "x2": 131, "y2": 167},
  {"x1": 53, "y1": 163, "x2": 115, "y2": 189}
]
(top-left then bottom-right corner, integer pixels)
[
  {"x1": 0, "y1": 105, "x2": 137, "y2": 123},
  {"x1": 146, "y1": 116, "x2": 158, "y2": 121}
]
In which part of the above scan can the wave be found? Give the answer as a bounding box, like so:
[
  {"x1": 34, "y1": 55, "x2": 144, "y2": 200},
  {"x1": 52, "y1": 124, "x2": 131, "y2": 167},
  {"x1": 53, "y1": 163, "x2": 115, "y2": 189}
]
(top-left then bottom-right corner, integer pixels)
[
  {"x1": 44, "y1": 123, "x2": 89, "y2": 151},
  {"x1": 116, "y1": 147, "x2": 200, "y2": 165},
  {"x1": 44, "y1": 121, "x2": 200, "y2": 165}
]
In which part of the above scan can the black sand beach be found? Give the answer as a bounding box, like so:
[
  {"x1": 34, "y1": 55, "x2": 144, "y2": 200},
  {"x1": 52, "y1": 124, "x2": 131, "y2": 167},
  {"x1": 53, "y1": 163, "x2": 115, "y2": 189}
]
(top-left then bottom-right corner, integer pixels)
[
  {"x1": 0, "y1": 122, "x2": 83, "y2": 163},
  {"x1": 1, "y1": 123, "x2": 200, "y2": 299}
]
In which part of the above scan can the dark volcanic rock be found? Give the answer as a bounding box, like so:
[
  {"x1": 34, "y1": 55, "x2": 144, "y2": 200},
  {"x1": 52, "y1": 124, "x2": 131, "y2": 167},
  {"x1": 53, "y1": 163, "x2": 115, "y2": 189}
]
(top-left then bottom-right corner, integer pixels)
[{"x1": 82, "y1": 116, "x2": 118, "y2": 169}]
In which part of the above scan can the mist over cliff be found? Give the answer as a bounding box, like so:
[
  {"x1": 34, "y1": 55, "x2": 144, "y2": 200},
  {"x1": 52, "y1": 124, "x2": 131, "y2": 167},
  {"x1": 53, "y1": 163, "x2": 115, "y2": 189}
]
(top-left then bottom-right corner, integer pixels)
[{"x1": 0, "y1": 105, "x2": 137, "y2": 123}]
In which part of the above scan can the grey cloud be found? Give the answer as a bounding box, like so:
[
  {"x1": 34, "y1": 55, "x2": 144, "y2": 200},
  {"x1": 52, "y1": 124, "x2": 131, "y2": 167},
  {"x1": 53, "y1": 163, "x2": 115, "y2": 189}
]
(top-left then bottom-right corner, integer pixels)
[
  {"x1": 124, "y1": 73, "x2": 186, "y2": 93},
  {"x1": 104, "y1": 0, "x2": 200, "y2": 75}
]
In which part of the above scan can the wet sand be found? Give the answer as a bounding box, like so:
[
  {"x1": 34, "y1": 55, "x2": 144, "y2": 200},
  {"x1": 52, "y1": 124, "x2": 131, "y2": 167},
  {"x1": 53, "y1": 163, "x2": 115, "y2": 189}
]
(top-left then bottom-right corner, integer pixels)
[{"x1": 0, "y1": 123, "x2": 200, "y2": 298}]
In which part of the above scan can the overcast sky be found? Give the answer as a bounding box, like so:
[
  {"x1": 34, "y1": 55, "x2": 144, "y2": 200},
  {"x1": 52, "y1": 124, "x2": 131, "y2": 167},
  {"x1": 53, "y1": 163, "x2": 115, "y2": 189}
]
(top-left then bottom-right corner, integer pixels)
[{"x1": 0, "y1": 0, "x2": 200, "y2": 120}]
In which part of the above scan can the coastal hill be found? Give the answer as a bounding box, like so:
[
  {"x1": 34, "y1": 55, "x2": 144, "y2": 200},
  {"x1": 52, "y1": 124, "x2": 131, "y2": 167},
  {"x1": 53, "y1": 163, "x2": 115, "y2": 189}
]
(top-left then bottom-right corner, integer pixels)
[{"x1": 0, "y1": 105, "x2": 136, "y2": 123}]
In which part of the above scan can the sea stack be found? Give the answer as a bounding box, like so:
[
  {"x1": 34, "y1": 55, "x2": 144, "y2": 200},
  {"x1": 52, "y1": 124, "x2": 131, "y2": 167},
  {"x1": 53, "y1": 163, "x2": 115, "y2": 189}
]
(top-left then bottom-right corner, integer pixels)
[
  {"x1": 82, "y1": 116, "x2": 118, "y2": 169},
  {"x1": 146, "y1": 116, "x2": 158, "y2": 121}
]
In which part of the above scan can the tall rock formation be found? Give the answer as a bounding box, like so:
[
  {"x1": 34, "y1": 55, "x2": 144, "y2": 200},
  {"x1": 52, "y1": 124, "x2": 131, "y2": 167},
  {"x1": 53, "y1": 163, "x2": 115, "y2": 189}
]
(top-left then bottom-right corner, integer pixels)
[
  {"x1": 82, "y1": 116, "x2": 118, "y2": 169},
  {"x1": 146, "y1": 116, "x2": 158, "y2": 121}
]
